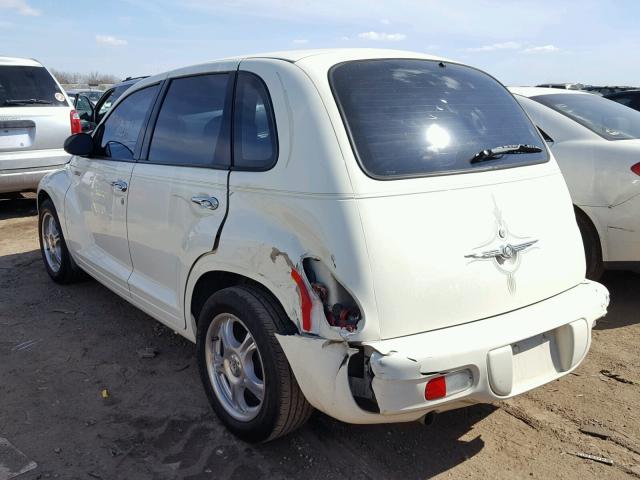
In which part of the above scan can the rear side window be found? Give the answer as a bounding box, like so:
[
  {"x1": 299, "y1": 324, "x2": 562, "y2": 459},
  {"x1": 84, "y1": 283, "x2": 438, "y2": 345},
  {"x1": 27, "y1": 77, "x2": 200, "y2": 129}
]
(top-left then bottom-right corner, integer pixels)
[
  {"x1": 148, "y1": 74, "x2": 232, "y2": 168},
  {"x1": 532, "y1": 93, "x2": 640, "y2": 140},
  {"x1": 611, "y1": 95, "x2": 633, "y2": 107},
  {"x1": 94, "y1": 85, "x2": 160, "y2": 161},
  {"x1": 233, "y1": 72, "x2": 277, "y2": 170},
  {"x1": 0, "y1": 66, "x2": 68, "y2": 107},
  {"x1": 330, "y1": 59, "x2": 548, "y2": 178}
]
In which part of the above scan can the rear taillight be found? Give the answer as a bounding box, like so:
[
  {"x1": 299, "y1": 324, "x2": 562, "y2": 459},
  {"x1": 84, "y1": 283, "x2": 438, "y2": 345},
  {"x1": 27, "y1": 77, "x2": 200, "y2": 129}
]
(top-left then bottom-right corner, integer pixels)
[
  {"x1": 631, "y1": 163, "x2": 640, "y2": 176},
  {"x1": 425, "y1": 369, "x2": 474, "y2": 401},
  {"x1": 70, "y1": 109, "x2": 82, "y2": 134},
  {"x1": 425, "y1": 376, "x2": 447, "y2": 400},
  {"x1": 291, "y1": 269, "x2": 312, "y2": 332}
]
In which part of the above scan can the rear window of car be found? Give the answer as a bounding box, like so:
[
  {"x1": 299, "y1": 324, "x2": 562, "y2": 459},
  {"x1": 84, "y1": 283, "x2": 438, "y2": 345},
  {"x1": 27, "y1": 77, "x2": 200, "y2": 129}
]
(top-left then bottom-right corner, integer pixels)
[
  {"x1": 531, "y1": 93, "x2": 640, "y2": 141},
  {"x1": 0, "y1": 65, "x2": 68, "y2": 107},
  {"x1": 330, "y1": 59, "x2": 548, "y2": 178}
]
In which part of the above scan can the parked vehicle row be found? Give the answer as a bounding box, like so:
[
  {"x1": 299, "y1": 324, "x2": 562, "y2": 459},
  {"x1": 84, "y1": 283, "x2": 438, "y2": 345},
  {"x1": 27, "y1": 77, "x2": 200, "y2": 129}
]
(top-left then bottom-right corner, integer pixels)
[
  {"x1": 0, "y1": 56, "x2": 81, "y2": 195},
  {"x1": 65, "y1": 89, "x2": 103, "y2": 132},
  {"x1": 0, "y1": 58, "x2": 146, "y2": 196},
  {"x1": 511, "y1": 87, "x2": 640, "y2": 279},
  {"x1": 64, "y1": 77, "x2": 147, "y2": 133},
  {"x1": 38, "y1": 49, "x2": 609, "y2": 442}
]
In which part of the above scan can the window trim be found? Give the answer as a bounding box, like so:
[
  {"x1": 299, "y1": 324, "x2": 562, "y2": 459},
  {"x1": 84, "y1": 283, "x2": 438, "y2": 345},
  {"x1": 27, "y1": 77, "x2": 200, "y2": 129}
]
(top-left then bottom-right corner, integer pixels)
[
  {"x1": 230, "y1": 71, "x2": 280, "y2": 172},
  {"x1": 328, "y1": 58, "x2": 550, "y2": 181},
  {"x1": 91, "y1": 82, "x2": 162, "y2": 163},
  {"x1": 140, "y1": 71, "x2": 236, "y2": 170}
]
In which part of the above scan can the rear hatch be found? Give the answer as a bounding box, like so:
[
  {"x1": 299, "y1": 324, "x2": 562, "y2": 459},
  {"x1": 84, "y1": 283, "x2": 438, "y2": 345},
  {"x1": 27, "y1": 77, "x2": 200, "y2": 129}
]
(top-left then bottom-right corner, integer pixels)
[
  {"x1": 330, "y1": 59, "x2": 585, "y2": 339},
  {"x1": 0, "y1": 63, "x2": 72, "y2": 169}
]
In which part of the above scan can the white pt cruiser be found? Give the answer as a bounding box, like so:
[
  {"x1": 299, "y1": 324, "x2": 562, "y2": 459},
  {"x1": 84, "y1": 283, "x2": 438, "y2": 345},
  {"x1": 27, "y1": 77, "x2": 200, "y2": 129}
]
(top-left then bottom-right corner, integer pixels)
[{"x1": 38, "y1": 49, "x2": 610, "y2": 442}]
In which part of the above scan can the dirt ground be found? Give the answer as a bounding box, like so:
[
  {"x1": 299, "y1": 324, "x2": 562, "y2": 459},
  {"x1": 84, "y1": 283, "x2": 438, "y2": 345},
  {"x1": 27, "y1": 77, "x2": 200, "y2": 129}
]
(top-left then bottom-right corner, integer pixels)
[{"x1": 0, "y1": 195, "x2": 638, "y2": 480}]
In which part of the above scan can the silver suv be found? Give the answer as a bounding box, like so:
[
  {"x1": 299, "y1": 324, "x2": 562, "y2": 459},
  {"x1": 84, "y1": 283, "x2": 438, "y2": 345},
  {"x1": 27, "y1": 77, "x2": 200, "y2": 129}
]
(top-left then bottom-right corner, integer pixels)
[{"x1": 0, "y1": 56, "x2": 77, "y2": 195}]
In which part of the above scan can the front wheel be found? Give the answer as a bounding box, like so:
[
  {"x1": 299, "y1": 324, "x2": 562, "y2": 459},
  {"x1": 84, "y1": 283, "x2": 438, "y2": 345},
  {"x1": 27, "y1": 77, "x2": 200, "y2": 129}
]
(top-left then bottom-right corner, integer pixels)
[
  {"x1": 196, "y1": 286, "x2": 313, "y2": 442},
  {"x1": 38, "y1": 199, "x2": 84, "y2": 283}
]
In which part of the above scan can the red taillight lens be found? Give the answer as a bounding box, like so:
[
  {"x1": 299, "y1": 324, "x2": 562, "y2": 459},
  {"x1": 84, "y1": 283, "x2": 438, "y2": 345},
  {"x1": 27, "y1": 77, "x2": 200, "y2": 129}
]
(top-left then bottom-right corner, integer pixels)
[
  {"x1": 631, "y1": 163, "x2": 640, "y2": 176},
  {"x1": 425, "y1": 376, "x2": 447, "y2": 400},
  {"x1": 291, "y1": 269, "x2": 312, "y2": 332},
  {"x1": 70, "y1": 109, "x2": 82, "y2": 134}
]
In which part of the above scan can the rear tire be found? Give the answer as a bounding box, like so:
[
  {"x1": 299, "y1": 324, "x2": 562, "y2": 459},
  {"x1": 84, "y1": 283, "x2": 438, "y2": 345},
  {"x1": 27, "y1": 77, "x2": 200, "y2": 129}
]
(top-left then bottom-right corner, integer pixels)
[
  {"x1": 196, "y1": 285, "x2": 313, "y2": 442},
  {"x1": 38, "y1": 199, "x2": 84, "y2": 284},
  {"x1": 576, "y1": 209, "x2": 604, "y2": 281}
]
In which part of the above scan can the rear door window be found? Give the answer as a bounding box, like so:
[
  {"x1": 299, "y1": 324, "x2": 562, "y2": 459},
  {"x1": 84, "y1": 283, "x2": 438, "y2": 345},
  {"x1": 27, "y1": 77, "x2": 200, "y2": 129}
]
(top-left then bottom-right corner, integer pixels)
[
  {"x1": 93, "y1": 84, "x2": 160, "y2": 161},
  {"x1": 0, "y1": 66, "x2": 68, "y2": 107},
  {"x1": 147, "y1": 73, "x2": 232, "y2": 168},
  {"x1": 330, "y1": 59, "x2": 548, "y2": 178}
]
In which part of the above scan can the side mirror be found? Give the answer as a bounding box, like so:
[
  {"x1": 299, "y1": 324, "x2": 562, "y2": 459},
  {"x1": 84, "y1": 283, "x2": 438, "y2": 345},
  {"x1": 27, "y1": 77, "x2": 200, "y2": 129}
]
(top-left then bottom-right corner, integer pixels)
[{"x1": 64, "y1": 133, "x2": 94, "y2": 156}]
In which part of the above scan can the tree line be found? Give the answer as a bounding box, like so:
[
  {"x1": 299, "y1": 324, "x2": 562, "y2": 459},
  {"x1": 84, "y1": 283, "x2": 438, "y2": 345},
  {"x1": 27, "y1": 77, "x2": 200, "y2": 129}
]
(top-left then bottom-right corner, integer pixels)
[{"x1": 50, "y1": 69, "x2": 120, "y2": 85}]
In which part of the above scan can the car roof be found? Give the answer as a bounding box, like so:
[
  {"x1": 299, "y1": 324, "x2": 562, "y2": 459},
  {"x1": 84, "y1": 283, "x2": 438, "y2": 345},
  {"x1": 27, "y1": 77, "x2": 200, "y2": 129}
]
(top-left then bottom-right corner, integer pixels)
[
  {"x1": 133, "y1": 48, "x2": 450, "y2": 92},
  {"x1": 230, "y1": 48, "x2": 446, "y2": 64},
  {"x1": 508, "y1": 86, "x2": 593, "y2": 98},
  {"x1": 0, "y1": 56, "x2": 42, "y2": 67}
]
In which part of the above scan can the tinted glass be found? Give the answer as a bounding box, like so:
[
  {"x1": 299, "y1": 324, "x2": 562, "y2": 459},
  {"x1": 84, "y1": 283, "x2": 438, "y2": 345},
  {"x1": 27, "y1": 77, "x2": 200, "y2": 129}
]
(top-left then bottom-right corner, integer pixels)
[
  {"x1": 0, "y1": 66, "x2": 68, "y2": 107},
  {"x1": 86, "y1": 91, "x2": 103, "y2": 103},
  {"x1": 532, "y1": 93, "x2": 640, "y2": 140},
  {"x1": 610, "y1": 95, "x2": 633, "y2": 107},
  {"x1": 233, "y1": 72, "x2": 277, "y2": 169},
  {"x1": 149, "y1": 74, "x2": 231, "y2": 167},
  {"x1": 76, "y1": 95, "x2": 92, "y2": 116},
  {"x1": 330, "y1": 59, "x2": 547, "y2": 178},
  {"x1": 96, "y1": 85, "x2": 132, "y2": 123},
  {"x1": 94, "y1": 85, "x2": 159, "y2": 160}
]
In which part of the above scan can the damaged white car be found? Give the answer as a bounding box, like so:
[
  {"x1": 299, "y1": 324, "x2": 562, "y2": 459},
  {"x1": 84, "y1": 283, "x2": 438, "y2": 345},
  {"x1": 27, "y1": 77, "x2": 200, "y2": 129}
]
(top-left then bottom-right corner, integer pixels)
[{"x1": 38, "y1": 49, "x2": 609, "y2": 442}]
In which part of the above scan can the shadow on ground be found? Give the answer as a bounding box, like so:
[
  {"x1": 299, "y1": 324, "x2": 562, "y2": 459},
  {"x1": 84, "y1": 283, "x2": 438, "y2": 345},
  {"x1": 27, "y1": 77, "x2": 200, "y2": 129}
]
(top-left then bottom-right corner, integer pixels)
[
  {"x1": 0, "y1": 194, "x2": 37, "y2": 221},
  {"x1": 0, "y1": 248, "x2": 490, "y2": 480},
  {"x1": 595, "y1": 270, "x2": 640, "y2": 330}
]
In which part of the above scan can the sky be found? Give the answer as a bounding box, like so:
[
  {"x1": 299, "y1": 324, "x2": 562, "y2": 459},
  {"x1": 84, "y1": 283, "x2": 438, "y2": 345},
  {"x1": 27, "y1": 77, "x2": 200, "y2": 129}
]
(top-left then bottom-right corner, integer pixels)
[{"x1": 1, "y1": 0, "x2": 639, "y2": 86}]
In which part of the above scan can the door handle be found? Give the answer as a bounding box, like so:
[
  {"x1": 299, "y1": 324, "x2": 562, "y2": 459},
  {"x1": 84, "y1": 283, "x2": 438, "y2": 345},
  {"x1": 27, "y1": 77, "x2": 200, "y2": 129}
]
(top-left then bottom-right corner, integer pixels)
[
  {"x1": 191, "y1": 195, "x2": 219, "y2": 210},
  {"x1": 111, "y1": 180, "x2": 128, "y2": 192}
]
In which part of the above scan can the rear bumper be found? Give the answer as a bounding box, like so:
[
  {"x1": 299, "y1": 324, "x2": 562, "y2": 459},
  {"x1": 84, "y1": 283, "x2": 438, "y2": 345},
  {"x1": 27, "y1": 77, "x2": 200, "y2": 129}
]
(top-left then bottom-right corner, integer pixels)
[
  {"x1": 277, "y1": 280, "x2": 609, "y2": 424},
  {"x1": 0, "y1": 149, "x2": 69, "y2": 193}
]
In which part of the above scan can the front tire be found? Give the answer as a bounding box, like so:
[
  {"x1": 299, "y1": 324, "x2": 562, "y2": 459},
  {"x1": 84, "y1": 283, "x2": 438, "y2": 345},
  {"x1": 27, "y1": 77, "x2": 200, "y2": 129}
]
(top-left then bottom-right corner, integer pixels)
[
  {"x1": 576, "y1": 209, "x2": 604, "y2": 281},
  {"x1": 38, "y1": 199, "x2": 84, "y2": 283},
  {"x1": 196, "y1": 286, "x2": 312, "y2": 442}
]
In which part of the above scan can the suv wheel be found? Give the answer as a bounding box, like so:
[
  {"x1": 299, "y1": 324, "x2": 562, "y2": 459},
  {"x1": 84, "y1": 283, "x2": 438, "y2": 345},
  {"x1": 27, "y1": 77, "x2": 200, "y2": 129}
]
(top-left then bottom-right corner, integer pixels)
[
  {"x1": 38, "y1": 199, "x2": 84, "y2": 283},
  {"x1": 196, "y1": 285, "x2": 313, "y2": 442}
]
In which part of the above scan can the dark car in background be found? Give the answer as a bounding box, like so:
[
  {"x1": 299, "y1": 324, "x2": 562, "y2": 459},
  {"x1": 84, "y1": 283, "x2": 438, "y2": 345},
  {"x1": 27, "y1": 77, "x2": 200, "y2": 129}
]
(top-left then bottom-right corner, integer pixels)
[
  {"x1": 66, "y1": 77, "x2": 147, "y2": 133},
  {"x1": 91, "y1": 76, "x2": 147, "y2": 129},
  {"x1": 66, "y1": 89, "x2": 103, "y2": 106},
  {"x1": 65, "y1": 89, "x2": 104, "y2": 132},
  {"x1": 605, "y1": 90, "x2": 640, "y2": 112}
]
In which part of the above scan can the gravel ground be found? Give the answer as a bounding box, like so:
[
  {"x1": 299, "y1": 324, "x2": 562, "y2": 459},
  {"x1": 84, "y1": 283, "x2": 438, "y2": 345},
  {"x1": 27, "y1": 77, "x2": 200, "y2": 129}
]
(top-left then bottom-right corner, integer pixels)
[{"x1": 0, "y1": 195, "x2": 639, "y2": 480}]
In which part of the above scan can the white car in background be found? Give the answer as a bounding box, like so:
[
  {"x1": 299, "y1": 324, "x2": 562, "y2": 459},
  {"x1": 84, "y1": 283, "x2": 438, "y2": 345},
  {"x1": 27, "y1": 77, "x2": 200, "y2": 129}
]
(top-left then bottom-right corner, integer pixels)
[
  {"x1": 0, "y1": 56, "x2": 79, "y2": 195},
  {"x1": 38, "y1": 50, "x2": 609, "y2": 442},
  {"x1": 511, "y1": 87, "x2": 640, "y2": 279}
]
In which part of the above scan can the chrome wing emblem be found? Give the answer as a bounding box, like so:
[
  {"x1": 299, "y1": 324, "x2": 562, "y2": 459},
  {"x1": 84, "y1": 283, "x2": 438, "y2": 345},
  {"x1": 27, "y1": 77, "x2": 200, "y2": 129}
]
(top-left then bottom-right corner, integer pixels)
[
  {"x1": 465, "y1": 197, "x2": 540, "y2": 294},
  {"x1": 465, "y1": 240, "x2": 538, "y2": 261}
]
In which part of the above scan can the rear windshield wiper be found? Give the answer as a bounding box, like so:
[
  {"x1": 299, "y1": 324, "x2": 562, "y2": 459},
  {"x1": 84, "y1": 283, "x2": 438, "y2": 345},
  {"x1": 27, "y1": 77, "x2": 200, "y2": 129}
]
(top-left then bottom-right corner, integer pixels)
[
  {"x1": 3, "y1": 99, "x2": 53, "y2": 106},
  {"x1": 470, "y1": 144, "x2": 543, "y2": 164}
]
